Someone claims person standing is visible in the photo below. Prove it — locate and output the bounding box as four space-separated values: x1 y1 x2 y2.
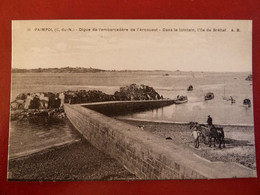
191 123 201 148
30 95 41 109
39 93 49 109
207 115 213 127
59 92 65 108
24 93 33 109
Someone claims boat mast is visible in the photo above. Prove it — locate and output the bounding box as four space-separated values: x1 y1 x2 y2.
223 79 226 100
224 81 225 97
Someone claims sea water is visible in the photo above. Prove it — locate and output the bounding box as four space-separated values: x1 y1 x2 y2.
9 71 254 159
118 72 254 125
11 71 254 125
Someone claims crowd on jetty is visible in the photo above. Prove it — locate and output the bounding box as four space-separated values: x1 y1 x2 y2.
10 84 163 122
11 92 66 122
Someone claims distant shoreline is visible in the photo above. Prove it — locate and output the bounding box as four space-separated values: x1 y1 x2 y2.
11 68 165 73
12 67 105 73
11 67 251 74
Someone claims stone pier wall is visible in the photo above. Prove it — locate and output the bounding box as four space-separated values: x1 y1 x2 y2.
81 99 175 115
64 102 256 180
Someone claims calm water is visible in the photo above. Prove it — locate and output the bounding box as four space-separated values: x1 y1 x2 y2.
118 72 254 125
11 71 254 125
9 119 81 158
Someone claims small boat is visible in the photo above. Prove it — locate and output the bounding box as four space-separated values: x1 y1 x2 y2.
222 84 236 103
174 95 188 104
245 74 252 81
243 98 251 107
205 92 214 101
187 85 193 91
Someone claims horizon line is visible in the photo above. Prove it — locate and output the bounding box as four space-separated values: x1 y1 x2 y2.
11 66 252 73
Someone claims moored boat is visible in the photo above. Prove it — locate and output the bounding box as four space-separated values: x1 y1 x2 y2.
243 98 251 107
187 85 193 91
174 95 188 104
205 92 214 101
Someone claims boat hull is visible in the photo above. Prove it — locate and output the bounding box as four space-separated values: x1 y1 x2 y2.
204 93 214 101
174 100 188 104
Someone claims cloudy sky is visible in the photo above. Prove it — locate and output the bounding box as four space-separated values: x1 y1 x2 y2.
12 20 252 72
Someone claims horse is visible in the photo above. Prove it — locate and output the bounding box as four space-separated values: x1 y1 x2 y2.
189 122 225 149
208 126 225 149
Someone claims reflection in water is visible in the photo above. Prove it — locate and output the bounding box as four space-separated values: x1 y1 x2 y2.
116 72 254 125
119 99 254 125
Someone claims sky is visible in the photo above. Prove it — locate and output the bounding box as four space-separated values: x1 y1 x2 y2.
12 20 252 72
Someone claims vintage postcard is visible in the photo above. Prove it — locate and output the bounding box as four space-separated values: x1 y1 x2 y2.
8 20 256 181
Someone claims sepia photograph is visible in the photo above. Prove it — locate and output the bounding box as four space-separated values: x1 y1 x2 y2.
8 20 256 181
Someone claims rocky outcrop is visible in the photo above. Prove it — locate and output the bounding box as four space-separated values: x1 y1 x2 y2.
64 90 114 104
114 84 163 101
10 84 163 121
65 84 163 103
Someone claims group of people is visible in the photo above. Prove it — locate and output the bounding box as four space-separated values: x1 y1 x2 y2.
12 92 65 110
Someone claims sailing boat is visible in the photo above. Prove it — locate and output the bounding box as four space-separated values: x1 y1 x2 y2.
223 80 236 103
223 82 229 100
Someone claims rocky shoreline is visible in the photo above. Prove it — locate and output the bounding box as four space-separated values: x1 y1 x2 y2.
10 83 163 122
